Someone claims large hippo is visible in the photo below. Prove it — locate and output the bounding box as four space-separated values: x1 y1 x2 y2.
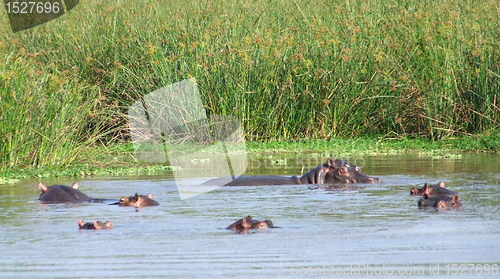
410 181 457 197
38 182 90 203
206 158 380 186
78 219 113 230
418 194 462 210
38 182 117 204
226 216 278 230
111 193 159 207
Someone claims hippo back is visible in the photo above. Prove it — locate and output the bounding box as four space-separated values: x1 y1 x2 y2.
38 183 90 203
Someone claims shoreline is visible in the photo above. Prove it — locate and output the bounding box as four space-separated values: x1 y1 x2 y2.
2 136 498 183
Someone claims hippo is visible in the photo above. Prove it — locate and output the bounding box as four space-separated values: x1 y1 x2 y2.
78 219 113 230
205 158 380 186
418 194 462 210
38 182 90 203
111 193 159 207
410 181 458 197
226 216 278 230
38 182 117 204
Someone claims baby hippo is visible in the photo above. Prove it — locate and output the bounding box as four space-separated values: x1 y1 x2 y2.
226 216 277 231
78 219 113 230
418 194 462 210
112 193 159 207
410 181 458 197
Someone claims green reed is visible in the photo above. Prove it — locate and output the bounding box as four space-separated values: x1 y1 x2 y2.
1 0 499 169
0 41 114 168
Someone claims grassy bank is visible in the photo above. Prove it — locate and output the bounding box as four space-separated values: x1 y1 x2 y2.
1 0 500 172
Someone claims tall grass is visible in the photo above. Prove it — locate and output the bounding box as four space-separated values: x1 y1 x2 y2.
0 41 115 168
1 0 500 168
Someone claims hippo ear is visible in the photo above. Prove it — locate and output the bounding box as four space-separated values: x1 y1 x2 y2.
422 183 429 193
423 193 429 199
38 182 48 193
93 219 99 228
246 215 252 219
71 182 79 189
438 181 445 188
133 193 140 200
241 217 248 228
327 158 334 167
452 194 459 202
147 193 153 199
265 220 274 227
77 219 84 228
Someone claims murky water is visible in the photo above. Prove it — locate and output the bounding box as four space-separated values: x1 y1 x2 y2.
1 153 500 278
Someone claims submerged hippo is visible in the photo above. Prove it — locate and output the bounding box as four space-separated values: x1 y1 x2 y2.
38 182 90 203
226 216 278 230
410 181 457 197
111 193 159 207
418 194 462 210
206 158 380 186
78 219 113 230
38 182 116 204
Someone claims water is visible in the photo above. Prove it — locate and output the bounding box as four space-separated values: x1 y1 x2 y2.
1 153 500 278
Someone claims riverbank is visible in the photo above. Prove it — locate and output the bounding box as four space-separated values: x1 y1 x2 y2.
1 0 499 176
2 135 498 184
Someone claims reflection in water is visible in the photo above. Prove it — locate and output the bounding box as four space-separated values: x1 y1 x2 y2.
0 153 499 278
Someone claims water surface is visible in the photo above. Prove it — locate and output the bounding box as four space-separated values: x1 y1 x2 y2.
1 154 499 278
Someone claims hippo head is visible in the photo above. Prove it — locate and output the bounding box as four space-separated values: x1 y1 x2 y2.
410 181 454 197
113 193 158 207
38 182 90 203
77 219 113 230
323 159 380 184
422 181 446 195
226 216 277 230
39 181 79 193
96 220 114 229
